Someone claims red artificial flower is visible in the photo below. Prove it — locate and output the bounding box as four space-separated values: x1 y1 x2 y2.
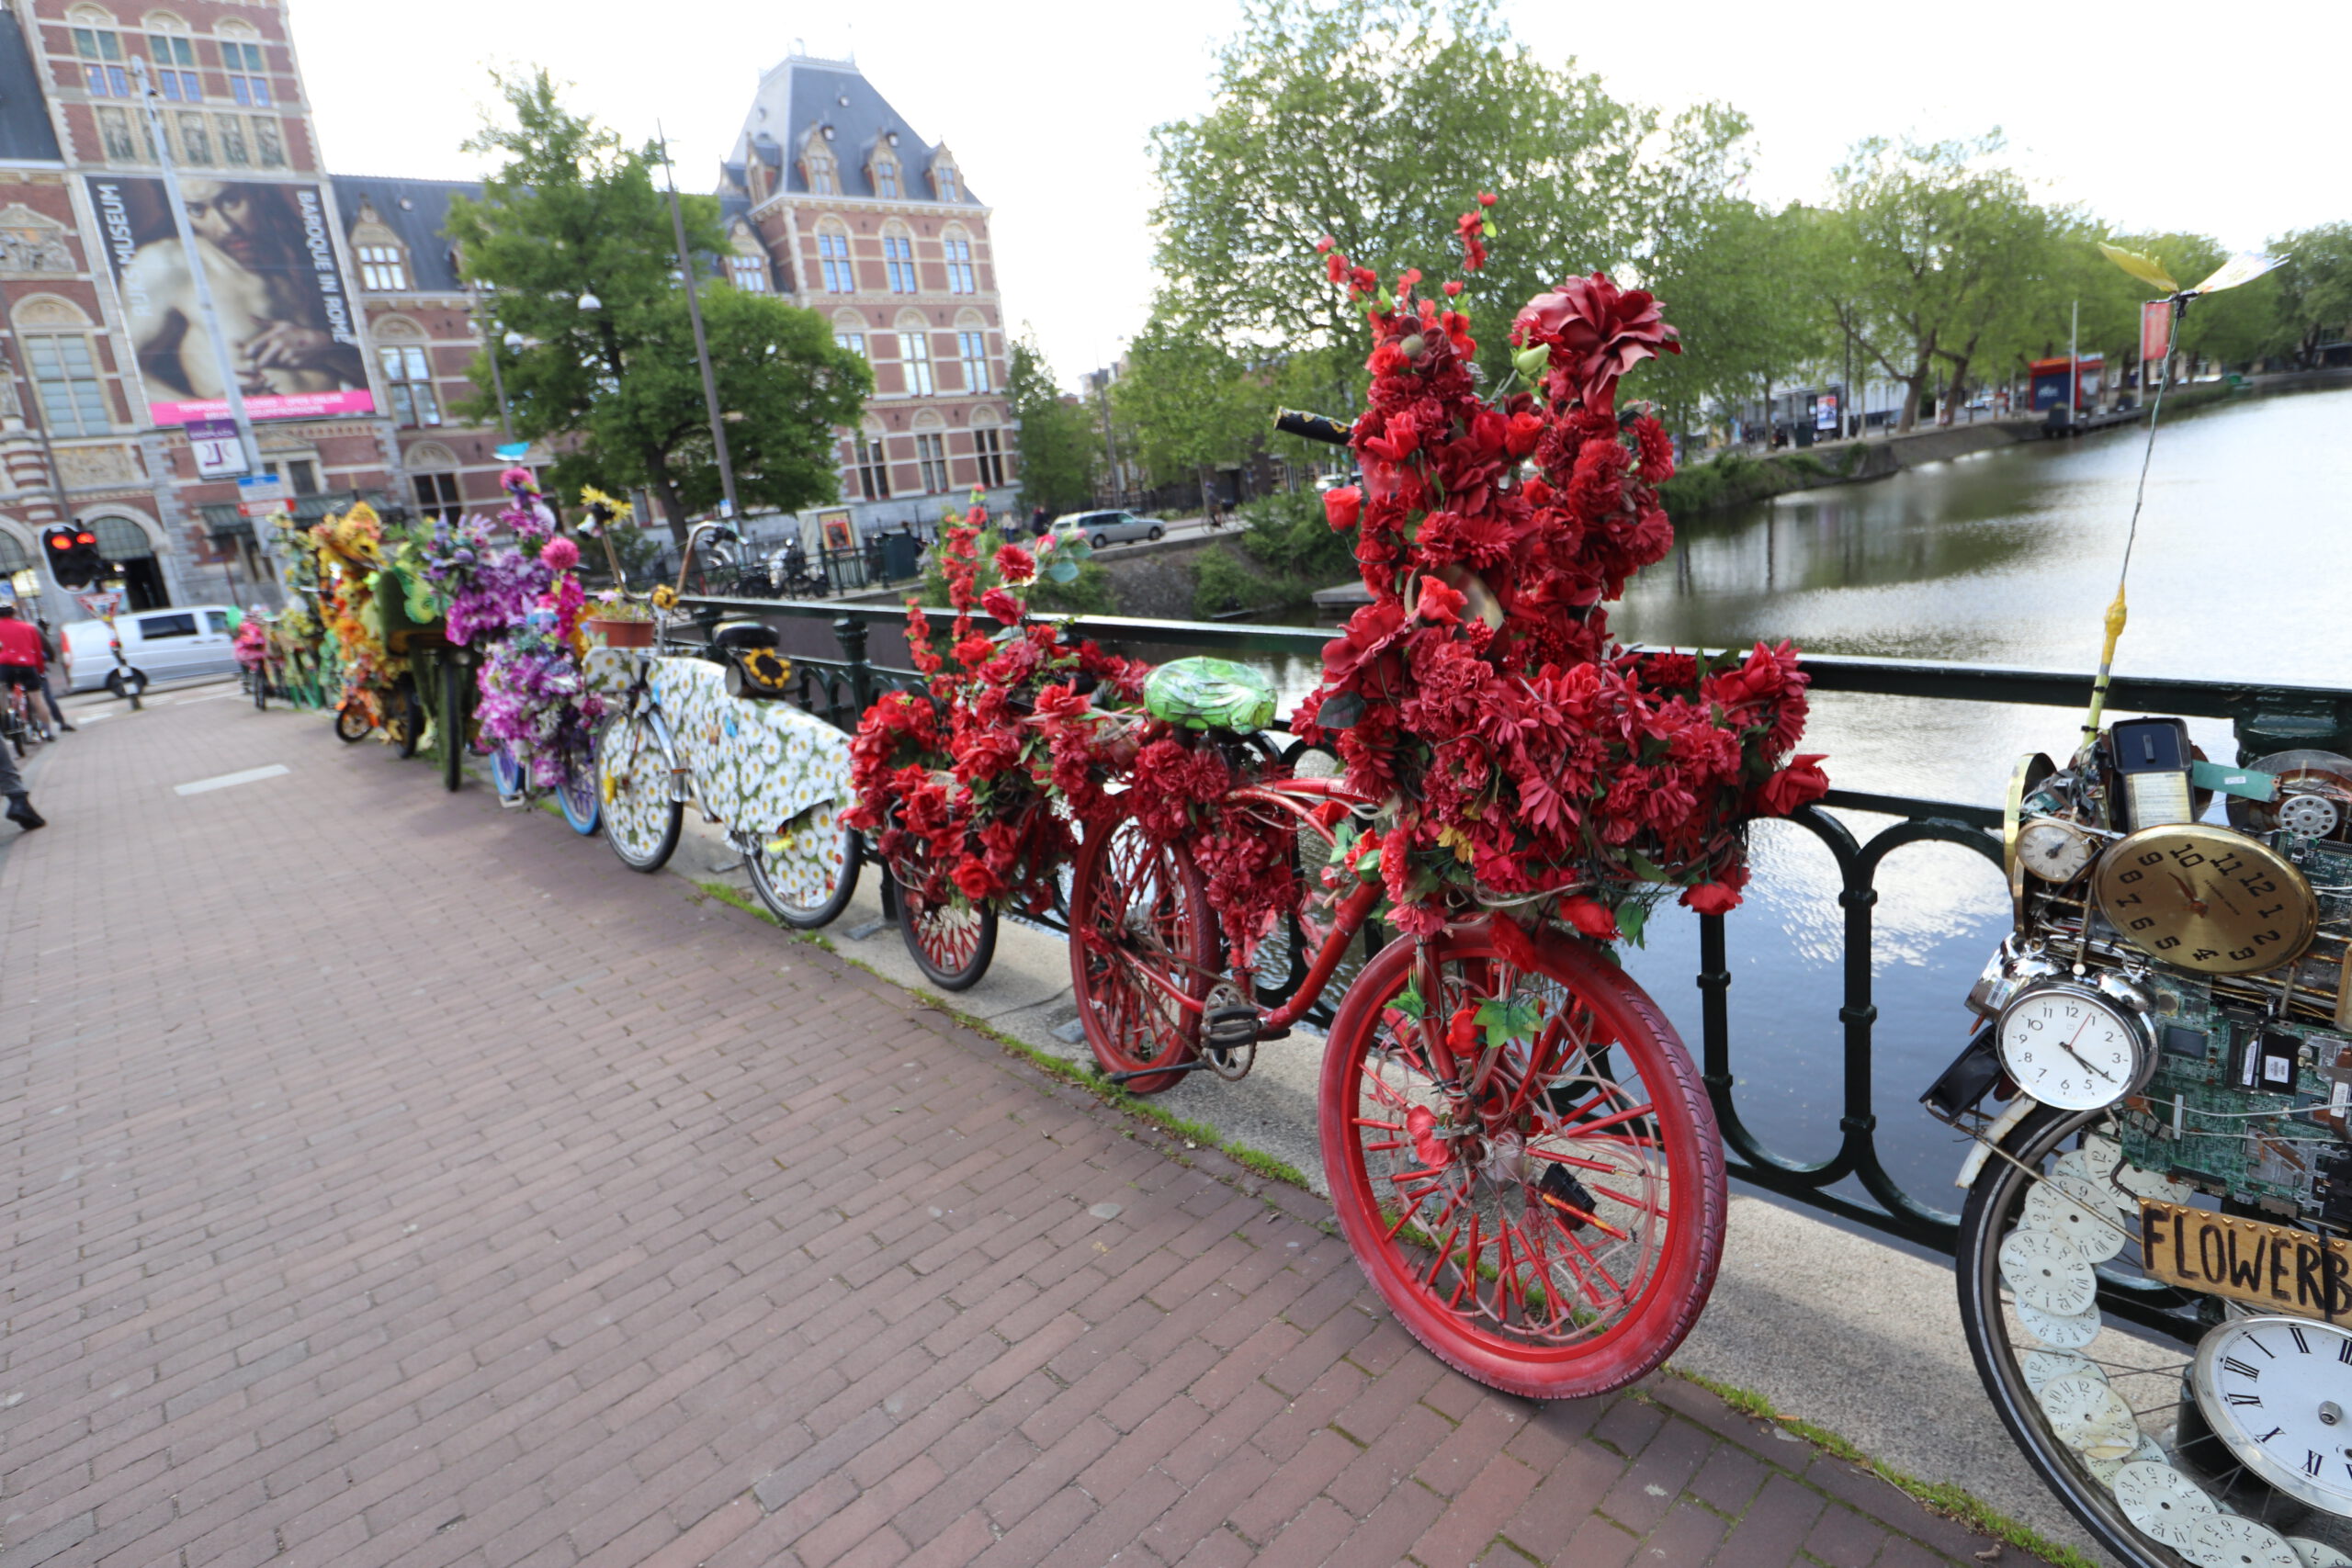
981 587 1023 626
1679 881 1743 917
1442 279 1464 298
1315 234 1338 254
1560 896 1621 942
1476 191 1497 208
1323 486 1362 531
1758 754 1830 816
996 544 1037 585
953 860 1000 903
1511 273 1681 410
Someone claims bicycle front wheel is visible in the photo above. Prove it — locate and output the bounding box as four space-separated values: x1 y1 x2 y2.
490 743 524 802
1068 812 1214 1095
334 701 371 743
1319 920 1725 1399
556 748 601 836
598 716 682 872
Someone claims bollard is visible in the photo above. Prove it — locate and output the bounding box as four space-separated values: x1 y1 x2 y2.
832 615 871 728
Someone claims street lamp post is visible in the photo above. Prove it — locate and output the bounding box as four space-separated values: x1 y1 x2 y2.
469 287 515 442
656 125 739 525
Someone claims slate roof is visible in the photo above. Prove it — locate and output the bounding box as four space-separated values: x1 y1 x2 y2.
329 175 483 293
0 11 61 164
725 55 978 206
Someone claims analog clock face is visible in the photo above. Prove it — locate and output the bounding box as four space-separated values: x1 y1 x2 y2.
2022 1348 2104 1392
2193 1316 2352 1515
2085 1430 2166 1487
2025 1174 2129 1262
2018 819 2098 882
2093 824 2318 976
2114 1460 2218 1551
1999 987 2146 1111
2187 1513 2302 1568
2001 1228 2098 1316
2020 1299 2103 1349
2037 1372 2140 1460
2287 1538 2352 1567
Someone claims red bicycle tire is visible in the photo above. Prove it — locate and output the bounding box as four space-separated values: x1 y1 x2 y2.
1317 920 1725 1399
1068 811 1215 1095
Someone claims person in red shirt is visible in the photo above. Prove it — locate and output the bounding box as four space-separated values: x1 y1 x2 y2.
0 602 49 829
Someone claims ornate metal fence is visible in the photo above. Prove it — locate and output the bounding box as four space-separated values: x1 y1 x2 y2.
677 593 2352 1263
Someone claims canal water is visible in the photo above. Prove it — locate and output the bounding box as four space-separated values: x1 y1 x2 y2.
1230 385 2352 1216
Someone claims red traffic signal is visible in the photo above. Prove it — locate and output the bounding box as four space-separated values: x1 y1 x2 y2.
42 525 103 589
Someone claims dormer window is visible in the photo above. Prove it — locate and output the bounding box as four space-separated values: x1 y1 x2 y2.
872 154 899 199
800 126 838 195
930 148 962 202
937 166 957 201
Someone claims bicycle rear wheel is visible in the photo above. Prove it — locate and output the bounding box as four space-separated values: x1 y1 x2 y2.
1067 811 1214 1095
745 804 861 929
490 743 524 802
556 748 601 836
1319 919 1724 1399
334 701 371 743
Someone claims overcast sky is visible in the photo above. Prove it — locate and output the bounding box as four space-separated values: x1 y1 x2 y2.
295 0 2350 390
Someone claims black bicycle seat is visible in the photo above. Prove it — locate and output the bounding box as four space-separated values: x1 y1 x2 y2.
710 621 780 653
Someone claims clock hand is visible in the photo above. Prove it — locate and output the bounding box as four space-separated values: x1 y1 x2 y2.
2058 1039 2119 1082
2165 868 2209 916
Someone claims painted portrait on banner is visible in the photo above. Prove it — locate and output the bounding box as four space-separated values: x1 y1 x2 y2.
85 176 371 424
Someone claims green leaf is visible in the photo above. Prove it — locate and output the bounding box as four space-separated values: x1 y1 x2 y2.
1616 900 1649 948
1475 995 1542 1048
1047 559 1078 582
1512 344 1551 380
1392 978 1424 1020
1622 849 1668 884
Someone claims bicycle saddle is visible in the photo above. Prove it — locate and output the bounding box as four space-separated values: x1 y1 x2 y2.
710 621 781 653
1144 657 1277 735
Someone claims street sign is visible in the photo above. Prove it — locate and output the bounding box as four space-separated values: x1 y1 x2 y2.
237 473 287 504
75 588 124 621
187 419 249 479
2141 299 2173 367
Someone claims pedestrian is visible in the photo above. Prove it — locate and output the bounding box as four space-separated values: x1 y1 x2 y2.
0 602 50 829
1029 504 1049 538
32 617 73 731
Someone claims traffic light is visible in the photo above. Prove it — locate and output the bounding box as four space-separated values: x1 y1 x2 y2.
42 525 101 589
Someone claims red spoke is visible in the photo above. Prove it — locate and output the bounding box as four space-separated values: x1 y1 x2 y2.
1448 1212 1484 1308
1557 1101 1656 1140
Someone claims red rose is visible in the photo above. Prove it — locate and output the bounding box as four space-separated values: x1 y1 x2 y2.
981 587 1023 626
952 860 998 904
1560 896 1621 942
1758 754 1830 817
1322 486 1363 532
1679 882 1743 917
996 544 1036 585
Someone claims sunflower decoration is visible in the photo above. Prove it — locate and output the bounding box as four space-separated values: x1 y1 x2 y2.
650 584 678 612
741 647 793 692
576 486 628 534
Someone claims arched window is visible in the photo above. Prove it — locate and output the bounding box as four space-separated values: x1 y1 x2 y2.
911 411 948 493
728 226 770 293
68 6 130 97
408 442 461 521
373 318 437 428
942 224 976 295
351 209 409 290
929 144 962 203
870 151 899 199
831 307 865 358
90 515 155 559
955 309 990 393
16 296 110 435
969 407 1005 488
215 19 270 106
854 420 890 501
800 126 838 195
880 223 916 295
145 12 199 101
815 219 854 293
895 311 933 397
0 528 31 577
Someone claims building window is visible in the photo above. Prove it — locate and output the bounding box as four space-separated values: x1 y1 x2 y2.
873 158 899 198
974 427 1004 487
915 433 947 493
937 166 958 202
817 231 853 293
214 113 246 166
944 239 975 294
25 333 108 435
266 457 319 497
379 345 439 428
95 107 140 161
357 244 406 291
413 472 460 522
151 33 199 100
222 39 271 106
855 434 890 501
898 331 933 396
958 332 989 392
74 27 129 96
808 159 835 195
729 254 768 292
883 235 916 294
252 117 284 167
833 331 865 357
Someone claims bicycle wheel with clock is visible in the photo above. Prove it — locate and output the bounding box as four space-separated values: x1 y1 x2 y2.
1956 1101 2352 1567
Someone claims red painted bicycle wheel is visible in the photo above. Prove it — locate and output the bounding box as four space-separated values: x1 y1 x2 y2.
1068 811 1215 1095
1318 920 1724 1399
893 851 997 992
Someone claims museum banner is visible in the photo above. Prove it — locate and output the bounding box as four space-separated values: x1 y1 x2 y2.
86 175 372 425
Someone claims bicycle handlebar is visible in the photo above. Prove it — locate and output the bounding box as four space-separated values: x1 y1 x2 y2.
1272 408 1351 446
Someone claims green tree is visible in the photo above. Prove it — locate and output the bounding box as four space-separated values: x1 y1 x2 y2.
2269 224 2352 369
1148 0 1748 393
1007 334 1097 516
447 69 868 536
1644 200 1831 436
1109 312 1272 507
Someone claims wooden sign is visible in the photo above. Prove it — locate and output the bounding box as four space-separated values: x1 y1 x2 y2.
2141 1200 2352 1321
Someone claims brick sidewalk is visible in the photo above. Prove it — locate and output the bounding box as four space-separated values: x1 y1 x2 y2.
0 694 2048 1568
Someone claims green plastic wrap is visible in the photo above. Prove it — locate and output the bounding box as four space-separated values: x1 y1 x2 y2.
1144 657 1277 734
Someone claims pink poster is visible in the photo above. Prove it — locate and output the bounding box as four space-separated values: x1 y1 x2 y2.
87 175 374 425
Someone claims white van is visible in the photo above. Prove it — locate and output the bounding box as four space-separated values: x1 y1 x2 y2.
60 604 241 694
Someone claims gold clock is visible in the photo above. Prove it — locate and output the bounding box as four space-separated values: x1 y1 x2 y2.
2091 823 2318 976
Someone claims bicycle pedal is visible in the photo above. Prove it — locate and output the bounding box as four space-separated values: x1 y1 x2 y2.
1203 1005 1259 1050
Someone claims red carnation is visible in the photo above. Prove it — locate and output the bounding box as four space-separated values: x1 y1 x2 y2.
996 544 1037 584
981 587 1023 626
1511 272 1680 409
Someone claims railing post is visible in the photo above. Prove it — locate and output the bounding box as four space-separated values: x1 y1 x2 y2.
834 615 872 727
1697 913 1733 1103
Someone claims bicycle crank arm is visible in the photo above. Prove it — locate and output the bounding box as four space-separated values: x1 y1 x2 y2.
1104 1059 1226 1087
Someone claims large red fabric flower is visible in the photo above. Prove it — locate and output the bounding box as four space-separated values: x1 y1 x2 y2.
1512 273 1681 410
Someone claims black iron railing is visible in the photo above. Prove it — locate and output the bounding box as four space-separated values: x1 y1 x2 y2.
675 593 2352 1273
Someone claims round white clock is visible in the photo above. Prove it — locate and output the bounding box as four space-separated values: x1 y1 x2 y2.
1999 984 2152 1111
2002 1228 2099 1317
2185 1513 2301 1568
2192 1315 2352 1516
2037 1372 2139 1460
2114 1460 2219 1551
2020 1298 2103 1349
2025 1173 2131 1262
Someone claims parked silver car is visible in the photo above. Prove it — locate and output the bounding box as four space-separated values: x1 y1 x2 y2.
1054 509 1164 547
60 604 240 694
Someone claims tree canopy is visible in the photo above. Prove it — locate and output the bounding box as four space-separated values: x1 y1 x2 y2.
447 70 868 534
1006 334 1097 517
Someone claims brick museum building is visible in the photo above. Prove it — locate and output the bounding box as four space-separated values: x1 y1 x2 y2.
0 3 1014 616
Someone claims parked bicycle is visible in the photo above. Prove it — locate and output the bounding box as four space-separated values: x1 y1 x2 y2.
590 524 860 929
2 669 52 756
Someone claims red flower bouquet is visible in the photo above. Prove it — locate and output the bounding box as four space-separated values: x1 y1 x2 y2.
1300 208 1827 936
845 502 1148 917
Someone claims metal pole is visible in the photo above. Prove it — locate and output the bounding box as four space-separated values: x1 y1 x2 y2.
131 58 278 594
656 125 739 524
2068 299 2080 425
471 287 514 441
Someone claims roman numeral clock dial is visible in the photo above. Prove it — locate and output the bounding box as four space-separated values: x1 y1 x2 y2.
2092 824 2317 976
2192 1316 2352 1515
